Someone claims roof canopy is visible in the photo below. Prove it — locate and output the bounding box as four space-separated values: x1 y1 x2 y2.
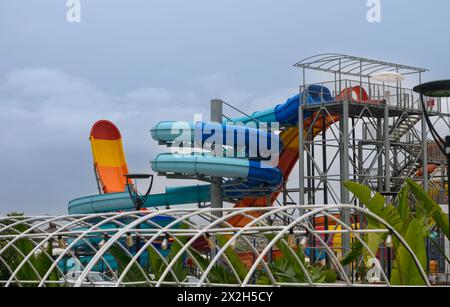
294 53 428 78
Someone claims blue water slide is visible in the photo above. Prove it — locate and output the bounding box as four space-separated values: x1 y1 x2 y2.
230 85 333 126
68 185 211 214
69 85 334 215
145 85 333 200
151 121 282 156
151 153 282 187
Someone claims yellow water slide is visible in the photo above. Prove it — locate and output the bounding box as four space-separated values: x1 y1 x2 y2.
90 120 131 193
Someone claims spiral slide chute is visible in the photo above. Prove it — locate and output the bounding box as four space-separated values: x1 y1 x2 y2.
69 85 337 216
151 153 283 188
68 185 211 214
151 121 282 156
230 84 333 125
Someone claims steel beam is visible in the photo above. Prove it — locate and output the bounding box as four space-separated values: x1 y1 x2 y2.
210 99 223 218
340 99 351 272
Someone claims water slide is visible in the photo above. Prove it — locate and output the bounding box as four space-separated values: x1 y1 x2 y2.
69 85 338 219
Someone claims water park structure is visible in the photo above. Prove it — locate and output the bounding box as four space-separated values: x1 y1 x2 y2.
1 54 450 287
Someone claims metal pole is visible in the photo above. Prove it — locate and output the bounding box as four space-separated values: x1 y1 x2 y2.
282 182 288 226
210 99 223 219
308 139 316 264
299 98 305 210
377 118 383 193
210 99 223 260
322 112 329 266
307 142 312 205
387 243 392 280
422 105 429 193
446 136 450 240
135 198 142 266
340 99 351 273
384 104 391 205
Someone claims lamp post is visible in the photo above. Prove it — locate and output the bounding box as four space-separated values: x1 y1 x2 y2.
124 174 154 264
413 80 450 239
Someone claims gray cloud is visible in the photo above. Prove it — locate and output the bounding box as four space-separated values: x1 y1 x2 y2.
0 68 298 215
2 1 450 216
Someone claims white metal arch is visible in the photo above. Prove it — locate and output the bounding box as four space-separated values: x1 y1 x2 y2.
0 205 431 287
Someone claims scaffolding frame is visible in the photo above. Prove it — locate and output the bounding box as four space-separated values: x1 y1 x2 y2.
294 54 450 272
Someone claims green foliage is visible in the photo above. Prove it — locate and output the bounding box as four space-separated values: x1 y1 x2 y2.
390 219 428 285
187 234 248 284
216 235 248 281
343 180 450 285
344 181 403 233
109 245 147 286
258 235 337 285
405 179 449 240
0 220 60 287
188 246 242 284
110 223 190 286
341 240 363 266
111 230 338 286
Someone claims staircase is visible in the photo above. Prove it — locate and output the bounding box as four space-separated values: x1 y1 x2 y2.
390 113 422 142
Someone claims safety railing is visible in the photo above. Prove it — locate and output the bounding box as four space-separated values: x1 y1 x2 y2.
300 79 442 113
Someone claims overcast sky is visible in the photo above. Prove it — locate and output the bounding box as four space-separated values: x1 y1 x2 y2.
1 0 450 215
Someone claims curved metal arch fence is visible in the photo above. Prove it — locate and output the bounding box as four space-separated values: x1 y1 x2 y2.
0 205 430 287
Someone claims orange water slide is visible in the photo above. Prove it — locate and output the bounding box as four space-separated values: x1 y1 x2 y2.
416 164 438 177
90 120 131 193
228 112 340 227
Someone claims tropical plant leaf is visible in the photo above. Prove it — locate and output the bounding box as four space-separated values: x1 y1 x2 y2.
390 219 428 285
32 243 60 287
341 240 363 266
344 181 403 233
271 235 306 281
167 223 189 282
324 269 338 283
146 244 164 279
109 245 148 286
397 184 412 232
406 179 449 240
188 247 240 284
216 235 248 281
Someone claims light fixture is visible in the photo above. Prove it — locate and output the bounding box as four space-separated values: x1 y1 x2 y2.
385 234 393 248
98 239 105 248
45 222 57 234
205 233 214 249
414 80 450 98
230 235 237 248
99 234 108 248
126 232 134 248
288 228 297 248
414 80 450 239
300 236 308 248
161 234 169 250
57 236 66 249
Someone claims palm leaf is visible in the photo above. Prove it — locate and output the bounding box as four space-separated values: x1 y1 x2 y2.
406 179 449 240
390 219 428 285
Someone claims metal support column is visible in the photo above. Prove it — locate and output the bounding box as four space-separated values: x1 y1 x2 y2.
377 118 383 192
322 112 329 266
210 99 223 218
340 99 351 270
422 110 429 193
299 103 305 209
384 104 391 204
